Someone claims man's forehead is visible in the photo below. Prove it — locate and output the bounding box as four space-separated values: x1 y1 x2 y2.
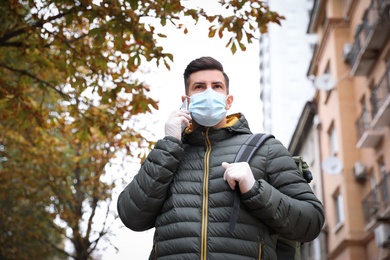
190 70 225 82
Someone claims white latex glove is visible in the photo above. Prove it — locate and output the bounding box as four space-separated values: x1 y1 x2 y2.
164 109 191 140
222 162 255 193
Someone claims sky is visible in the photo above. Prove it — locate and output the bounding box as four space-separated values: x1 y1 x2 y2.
99 3 264 259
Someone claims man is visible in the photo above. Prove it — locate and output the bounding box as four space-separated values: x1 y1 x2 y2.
117 56 325 259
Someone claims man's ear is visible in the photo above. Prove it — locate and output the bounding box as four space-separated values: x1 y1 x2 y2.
225 95 234 110
181 95 189 110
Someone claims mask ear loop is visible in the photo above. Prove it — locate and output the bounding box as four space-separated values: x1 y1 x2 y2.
180 97 191 133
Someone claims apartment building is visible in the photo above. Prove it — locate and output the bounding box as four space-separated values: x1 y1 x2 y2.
301 0 390 259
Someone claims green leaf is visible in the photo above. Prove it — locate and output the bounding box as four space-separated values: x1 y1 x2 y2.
161 16 166 26
129 0 139 10
89 27 102 37
231 41 237 54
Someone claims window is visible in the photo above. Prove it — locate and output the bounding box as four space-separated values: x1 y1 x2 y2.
370 173 377 190
379 159 389 204
361 96 370 126
370 171 379 214
334 192 345 229
328 123 339 156
309 135 315 165
380 159 387 177
323 62 333 103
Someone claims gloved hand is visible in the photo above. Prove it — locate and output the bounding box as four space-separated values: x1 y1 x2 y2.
222 162 255 193
164 109 191 140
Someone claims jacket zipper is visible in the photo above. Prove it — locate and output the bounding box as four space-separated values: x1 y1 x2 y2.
258 242 263 260
200 128 211 260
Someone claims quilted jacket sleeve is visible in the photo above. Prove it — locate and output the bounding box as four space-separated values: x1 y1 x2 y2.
241 138 325 242
117 136 184 231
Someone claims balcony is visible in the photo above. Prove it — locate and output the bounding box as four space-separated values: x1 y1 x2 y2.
349 0 390 76
363 172 390 223
371 66 390 128
356 110 383 148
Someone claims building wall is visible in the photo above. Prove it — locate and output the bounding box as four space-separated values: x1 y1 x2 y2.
263 0 390 259
306 0 390 259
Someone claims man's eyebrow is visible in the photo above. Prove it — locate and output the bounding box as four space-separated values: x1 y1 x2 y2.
192 81 206 85
212 81 225 85
191 80 225 86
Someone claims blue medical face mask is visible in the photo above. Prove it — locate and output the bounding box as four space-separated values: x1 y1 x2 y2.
188 88 228 127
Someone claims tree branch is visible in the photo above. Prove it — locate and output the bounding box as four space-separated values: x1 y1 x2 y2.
0 62 68 99
47 238 74 259
89 199 112 254
0 7 76 46
0 41 25 48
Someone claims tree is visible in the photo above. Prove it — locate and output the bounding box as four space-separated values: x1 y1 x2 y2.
0 0 283 259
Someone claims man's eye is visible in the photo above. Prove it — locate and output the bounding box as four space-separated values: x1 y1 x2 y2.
214 85 223 88
194 85 203 89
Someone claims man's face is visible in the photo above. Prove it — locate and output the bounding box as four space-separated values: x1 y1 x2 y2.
182 69 233 116
187 70 228 97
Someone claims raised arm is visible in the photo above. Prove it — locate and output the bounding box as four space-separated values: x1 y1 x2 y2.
117 136 184 231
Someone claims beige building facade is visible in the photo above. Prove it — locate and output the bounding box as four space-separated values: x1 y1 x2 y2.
290 0 390 259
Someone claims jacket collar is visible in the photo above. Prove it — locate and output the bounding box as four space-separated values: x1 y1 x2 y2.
182 113 252 146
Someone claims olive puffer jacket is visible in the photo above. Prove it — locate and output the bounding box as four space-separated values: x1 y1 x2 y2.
117 113 325 260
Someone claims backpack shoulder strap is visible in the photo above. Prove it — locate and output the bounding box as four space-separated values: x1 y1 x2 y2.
229 133 275 233
234 133 274 162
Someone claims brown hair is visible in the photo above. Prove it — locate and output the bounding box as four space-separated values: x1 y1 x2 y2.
183 56 229 94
